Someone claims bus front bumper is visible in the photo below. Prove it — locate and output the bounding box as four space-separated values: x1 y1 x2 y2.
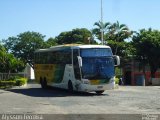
78 81 115 92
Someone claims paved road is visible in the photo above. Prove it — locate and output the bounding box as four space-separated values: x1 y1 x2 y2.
0 84 160 119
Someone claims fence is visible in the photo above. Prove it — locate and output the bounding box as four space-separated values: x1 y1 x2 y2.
0 73 27 80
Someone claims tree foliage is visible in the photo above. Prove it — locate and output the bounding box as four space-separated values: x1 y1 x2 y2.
56 28 94 44
3 31 46 68
107 21 132 42
0 44 7 71
0 44 24 73
92 21 111 40
45 37 57 47
106 21 133 55
132 28 160 78
92 21 132 56
107 40 126 56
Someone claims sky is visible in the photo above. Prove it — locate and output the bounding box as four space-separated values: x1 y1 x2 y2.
0 0 160 40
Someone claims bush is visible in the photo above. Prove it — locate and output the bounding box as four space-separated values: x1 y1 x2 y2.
0 80 16 88
0 77 27 89
115 77 119 84
15 78 27 86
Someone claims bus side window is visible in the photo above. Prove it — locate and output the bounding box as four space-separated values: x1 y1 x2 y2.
34 53 38 64
42 52 47 64
63 49 72 64
73 49 81 79
47 52 52 64
35 53 40 64
40 50 72 64
39 53 43 64
56 50 72 64
52 51 57 64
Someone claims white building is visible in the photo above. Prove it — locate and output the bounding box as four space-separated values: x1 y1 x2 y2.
23 64 35 80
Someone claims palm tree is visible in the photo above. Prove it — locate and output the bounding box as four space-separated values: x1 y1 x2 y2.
108 21 131 42
92 21 111 42
108 21 132 55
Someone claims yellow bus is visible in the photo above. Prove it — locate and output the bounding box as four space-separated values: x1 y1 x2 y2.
34 44 120 94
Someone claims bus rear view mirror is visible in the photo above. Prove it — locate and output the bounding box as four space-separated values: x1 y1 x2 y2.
77 56 82 67
113 55 120 66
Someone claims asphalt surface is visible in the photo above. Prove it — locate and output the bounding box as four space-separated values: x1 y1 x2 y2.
0 83 160 119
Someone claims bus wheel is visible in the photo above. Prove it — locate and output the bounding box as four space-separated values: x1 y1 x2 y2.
96 90 104 94
68 81 73 93
41 79 47 89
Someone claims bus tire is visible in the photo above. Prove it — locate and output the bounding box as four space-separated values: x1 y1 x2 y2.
96 90 104 94
41 78 47 89
68 81 73 93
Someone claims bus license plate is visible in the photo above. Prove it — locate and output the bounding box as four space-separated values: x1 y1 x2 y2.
97 86 103 89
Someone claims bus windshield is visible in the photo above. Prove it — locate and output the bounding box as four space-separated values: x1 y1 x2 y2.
80 48 114 80
80 48 112 57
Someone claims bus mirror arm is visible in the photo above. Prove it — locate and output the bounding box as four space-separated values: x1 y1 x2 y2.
113 55 120 66
77 56 82 67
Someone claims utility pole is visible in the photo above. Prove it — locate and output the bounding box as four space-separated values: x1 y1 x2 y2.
101 0 104 45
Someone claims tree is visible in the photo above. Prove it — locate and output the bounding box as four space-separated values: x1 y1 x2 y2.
92 21 111 40
107 40 127 56
0 44 24 73
107 21 131 42
106 21 133 55
4 53 25 73
3 31 46 68
0 44 7 72
92 21 132 56
132 28 160 78
56 28 93 44
45 37 57 47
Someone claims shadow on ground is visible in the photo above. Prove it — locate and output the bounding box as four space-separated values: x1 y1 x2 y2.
6 84 108 97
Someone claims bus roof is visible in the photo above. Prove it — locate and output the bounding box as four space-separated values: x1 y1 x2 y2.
35 44 111 53
73 45 111 49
